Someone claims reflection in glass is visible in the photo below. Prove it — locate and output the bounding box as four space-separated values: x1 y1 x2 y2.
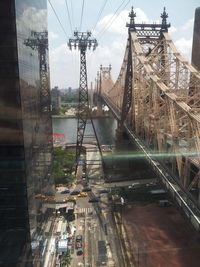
0 1 55 266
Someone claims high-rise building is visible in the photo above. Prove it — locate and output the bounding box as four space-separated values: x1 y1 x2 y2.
0 1 55 266
191 7 200 71
51 86 61 115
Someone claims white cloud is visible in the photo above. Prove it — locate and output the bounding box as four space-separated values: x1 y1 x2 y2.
169 26 177 34
50 0 64 5
95 8 158 37
49 31 59 40
181 18 194 31
49 44 80 88
95 11 128 35
134 8 151 23
17 7 47 34
49 36 127 89
175 38 192 60
48 8 194 89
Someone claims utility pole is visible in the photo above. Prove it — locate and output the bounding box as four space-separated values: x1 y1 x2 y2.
68 31 102 173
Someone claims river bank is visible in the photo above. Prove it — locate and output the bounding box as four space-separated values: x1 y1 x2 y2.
52 114 112 119
52 115 76 118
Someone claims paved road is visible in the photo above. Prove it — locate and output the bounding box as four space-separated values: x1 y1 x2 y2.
51 145 125 267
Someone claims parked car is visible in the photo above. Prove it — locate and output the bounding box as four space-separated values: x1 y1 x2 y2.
60 189 70 194
71 190 80 195
66 197 77 201
77 247 83 255
78 193 88 197
158 200 172 207
75 235 83 250
82 188 92 192
76 235 82 242
99 189 109 194
89 198 99 203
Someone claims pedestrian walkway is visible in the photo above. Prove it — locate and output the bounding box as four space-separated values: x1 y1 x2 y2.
77 207 93 215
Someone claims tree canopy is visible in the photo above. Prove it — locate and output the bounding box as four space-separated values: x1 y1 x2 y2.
53 147 75 185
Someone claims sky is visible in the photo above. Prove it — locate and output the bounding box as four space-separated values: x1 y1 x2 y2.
47 0 198 89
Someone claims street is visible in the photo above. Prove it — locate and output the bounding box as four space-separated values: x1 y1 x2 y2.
68 144 124 267
43 144 125 267
69 179 124 267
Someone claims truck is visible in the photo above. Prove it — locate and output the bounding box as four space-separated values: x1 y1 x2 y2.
98 240 107 266
66 202 75 221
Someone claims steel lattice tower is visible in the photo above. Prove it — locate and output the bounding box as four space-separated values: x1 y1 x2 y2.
24 31 53 186
24 31 52 138
68 31 101 172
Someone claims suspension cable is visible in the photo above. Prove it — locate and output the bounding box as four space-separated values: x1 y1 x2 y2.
48 0 69 39
64 0 73 35
79 0 85 31
70 0 75 30
96 0 130 39
93 0 109 31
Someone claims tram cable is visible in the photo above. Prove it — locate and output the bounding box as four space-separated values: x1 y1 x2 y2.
79 0 85 31
93 0 109 31
70 0 75 30
48 0 69 40
64 0 73 35
96 0 130 40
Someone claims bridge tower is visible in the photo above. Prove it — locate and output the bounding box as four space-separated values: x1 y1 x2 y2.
68 31 101 172
121 7 170 130
97 64 112 116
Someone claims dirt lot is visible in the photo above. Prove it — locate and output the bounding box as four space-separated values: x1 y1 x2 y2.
122 202 200 267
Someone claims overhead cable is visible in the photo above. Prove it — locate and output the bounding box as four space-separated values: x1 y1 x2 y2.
79 0 85 31
70 0 75 30
93 0 109 31
64 0 73 35
96 0 130 39
48 0 69 39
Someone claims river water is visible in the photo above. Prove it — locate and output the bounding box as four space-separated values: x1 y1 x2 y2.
52 117 155 181
52 117 117 145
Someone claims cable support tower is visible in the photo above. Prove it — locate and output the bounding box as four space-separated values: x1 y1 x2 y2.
24 31 51 117
24 31 53 184
68 31 103 174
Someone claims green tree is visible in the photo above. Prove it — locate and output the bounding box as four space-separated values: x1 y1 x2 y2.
61 93 79 103
60 251 72 267
53 147 76 185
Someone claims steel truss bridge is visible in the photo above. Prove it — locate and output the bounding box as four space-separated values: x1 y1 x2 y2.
95 8 200 231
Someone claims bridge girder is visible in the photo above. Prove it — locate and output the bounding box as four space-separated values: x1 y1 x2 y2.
98 8 200 206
